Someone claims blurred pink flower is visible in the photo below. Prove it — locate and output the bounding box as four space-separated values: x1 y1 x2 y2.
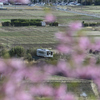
94 79 100 91
15 90 32 100
57 60 71 76
8 59 25 70
5 81 16 97
45 13 56 23
57 44 72 54
8 0 30 4
69 22 82 31
17 0 30 4
71 66 100 80
0 0 8 3
44 64 57 75
30 85 53 96
55 32 73 43
26 67 47 83
0 59 7 73
55 85 75 100
79 37 91 50
55 85 67 97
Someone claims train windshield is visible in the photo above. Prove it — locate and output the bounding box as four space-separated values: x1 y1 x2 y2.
47 51 53 55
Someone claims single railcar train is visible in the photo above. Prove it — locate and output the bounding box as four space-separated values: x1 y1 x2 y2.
37 49 53 57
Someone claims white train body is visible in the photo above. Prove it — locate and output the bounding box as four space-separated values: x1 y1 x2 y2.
0 2 3 7
37 49 53 57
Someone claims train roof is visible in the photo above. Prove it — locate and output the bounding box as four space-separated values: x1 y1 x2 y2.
37 49 51 51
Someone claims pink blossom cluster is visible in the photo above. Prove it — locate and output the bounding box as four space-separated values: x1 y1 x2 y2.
55 21 100 92
0 0 30 4
45 13 56 23
0 59 74 100
0 21 100 100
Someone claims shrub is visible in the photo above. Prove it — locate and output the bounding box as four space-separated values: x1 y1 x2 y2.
2 22 11 26
21 22 30 26
1 49 10 58
25 53 33 61
83 23 89 27
26 48 37 57
9 46 25 57
13 21 21 26
49 22 58 26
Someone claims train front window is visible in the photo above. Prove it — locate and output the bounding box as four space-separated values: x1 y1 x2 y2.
47 51 49 55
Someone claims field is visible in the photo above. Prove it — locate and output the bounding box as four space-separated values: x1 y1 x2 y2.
0 5 100 49
0 5 100 100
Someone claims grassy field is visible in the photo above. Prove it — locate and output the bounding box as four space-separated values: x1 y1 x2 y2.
0 5 100 49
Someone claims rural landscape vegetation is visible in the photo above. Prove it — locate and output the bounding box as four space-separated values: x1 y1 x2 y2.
0 0 100 100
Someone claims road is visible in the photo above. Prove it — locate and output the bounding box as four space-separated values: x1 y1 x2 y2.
56 7 100 18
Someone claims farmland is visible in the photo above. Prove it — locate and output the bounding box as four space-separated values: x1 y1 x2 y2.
0 5 100 100
0 5 100 49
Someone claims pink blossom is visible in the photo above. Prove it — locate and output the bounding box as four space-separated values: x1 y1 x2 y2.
16 0 30 4
55 85 67 97
8 59 25 70
57 44 72 54
0 0 8 3
15 90 32 100
8 0 30 4
78 37 91 50
45 13 56 23
69 21 82 31
44 64 57 75
55 32 73 43
63 93 75 100
0 59 7 73
55 85 75 100
26 67 47 82
56 60 71 76
5 81 16 97
72 53 86 66
94 79 100 91
71 66 100 80
30 85 54 96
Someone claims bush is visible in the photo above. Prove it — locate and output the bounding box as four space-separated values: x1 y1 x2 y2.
9 46 25 57
25 53 33 61
49 22 58 26
10 19 42 26
83 23 89 27
21 22 30 26
13 21 21 26
26 48 37 57
2 22 11 26
1 49 10 59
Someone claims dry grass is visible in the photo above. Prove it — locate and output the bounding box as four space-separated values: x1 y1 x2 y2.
0 5 100 49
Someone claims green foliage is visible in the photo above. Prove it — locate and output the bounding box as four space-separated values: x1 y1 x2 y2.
45 54 60 65
96 57 100 64
9 46 25 57
49 22 59 26
50 82 61 88
25 53 33 61
1 49 10 59
2 19 43 27
83 23 89 27
11 19 42 26
26 48 37 57
82 21 100 27
95 0 100 5
2 22 11 26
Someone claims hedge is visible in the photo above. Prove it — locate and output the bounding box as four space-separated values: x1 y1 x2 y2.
49 22 59 26
9 46 25 57
82 21 100 27
2 19 43 27
2 19 59 27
